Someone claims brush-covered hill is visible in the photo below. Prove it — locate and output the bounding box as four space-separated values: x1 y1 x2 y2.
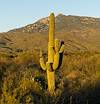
1 14 100 53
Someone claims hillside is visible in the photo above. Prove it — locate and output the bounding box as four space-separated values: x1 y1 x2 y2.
0 14 100 104
1 14 100 53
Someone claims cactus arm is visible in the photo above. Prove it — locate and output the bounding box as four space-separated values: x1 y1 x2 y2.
52 39 60 70
39 50 46 71
53 52 59 70
55 39 60 52
59 44 65 53
48 45 54 63
40 58 46 71
59 41 64 53
57 44 65 69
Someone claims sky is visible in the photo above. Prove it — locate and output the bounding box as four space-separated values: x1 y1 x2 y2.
0 0 100 32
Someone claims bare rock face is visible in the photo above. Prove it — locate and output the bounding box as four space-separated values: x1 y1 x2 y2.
38 17 49 25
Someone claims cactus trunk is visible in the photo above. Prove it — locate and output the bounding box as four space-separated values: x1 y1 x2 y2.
49 13 55 46
48 13 55 63
47 70 55 93
47 13 55 93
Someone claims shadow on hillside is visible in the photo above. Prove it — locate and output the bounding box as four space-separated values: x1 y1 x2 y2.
56 80 71 104
56 80 100 104
72 83 100 104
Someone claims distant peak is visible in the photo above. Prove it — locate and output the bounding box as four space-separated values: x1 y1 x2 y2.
38 17 49 25
56 13 65 17
57 13 63 16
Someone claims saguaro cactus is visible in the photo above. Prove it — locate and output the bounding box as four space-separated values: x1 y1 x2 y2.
40 13 64 94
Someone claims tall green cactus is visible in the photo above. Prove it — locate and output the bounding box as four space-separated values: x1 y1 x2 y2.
40 13 64 94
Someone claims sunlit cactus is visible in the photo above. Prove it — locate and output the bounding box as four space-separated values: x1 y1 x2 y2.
40 13 64 94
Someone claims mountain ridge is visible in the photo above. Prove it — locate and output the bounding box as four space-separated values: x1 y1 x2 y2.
1 14 100 53
7 14 100 33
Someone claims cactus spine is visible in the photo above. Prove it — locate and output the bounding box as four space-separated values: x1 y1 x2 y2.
40 13 64 94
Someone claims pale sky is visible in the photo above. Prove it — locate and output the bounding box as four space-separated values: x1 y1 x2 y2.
0 0 100 32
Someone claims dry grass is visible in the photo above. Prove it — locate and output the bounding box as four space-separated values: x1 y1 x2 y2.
0 51 100 104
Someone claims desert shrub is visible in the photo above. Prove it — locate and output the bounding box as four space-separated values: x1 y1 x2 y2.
14 50 40 67
0 51 100 104
0 66 47 104
53 52 100 104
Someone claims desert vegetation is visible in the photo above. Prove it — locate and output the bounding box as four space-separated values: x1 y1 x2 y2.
0 50 100 104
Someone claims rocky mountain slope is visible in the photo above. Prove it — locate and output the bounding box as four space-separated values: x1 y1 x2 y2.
1 14 100 53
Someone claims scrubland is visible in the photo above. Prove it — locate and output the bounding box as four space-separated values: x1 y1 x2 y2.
0 50 100 104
